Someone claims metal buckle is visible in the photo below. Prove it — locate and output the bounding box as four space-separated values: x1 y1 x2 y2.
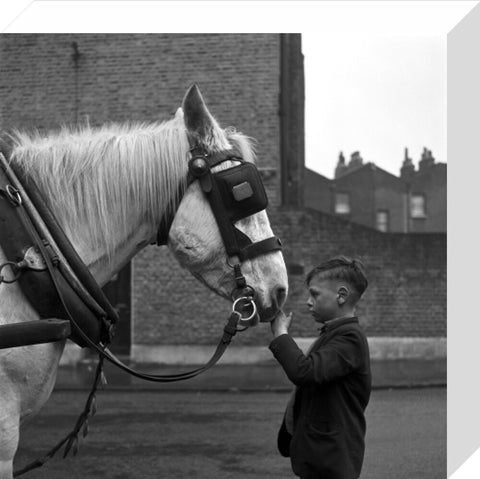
23 246 47 271
5 185 22 206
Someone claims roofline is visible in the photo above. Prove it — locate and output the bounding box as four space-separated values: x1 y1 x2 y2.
304 166 331 181
305 161 447 183
334 162 401 182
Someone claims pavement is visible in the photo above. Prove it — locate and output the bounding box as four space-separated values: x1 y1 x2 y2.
15 387 446 479
55 357 446 391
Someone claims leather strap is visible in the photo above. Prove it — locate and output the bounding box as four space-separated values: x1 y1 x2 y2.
13 192 108 344
0 158 107 345
16 172 119 325
238 236 283 262
156 147 242 245
0 153 116 342
100 312 240 382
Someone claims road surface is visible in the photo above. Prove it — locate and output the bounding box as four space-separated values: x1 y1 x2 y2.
14 387 446 478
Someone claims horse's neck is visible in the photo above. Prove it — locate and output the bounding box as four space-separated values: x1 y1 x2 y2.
13 121 187 285
36 176 159 286
71 221 154 286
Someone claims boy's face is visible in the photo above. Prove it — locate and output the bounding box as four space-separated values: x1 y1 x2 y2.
306 275 343 323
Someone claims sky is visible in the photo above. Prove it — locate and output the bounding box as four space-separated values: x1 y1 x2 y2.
298 1 478 179
303 34 446 178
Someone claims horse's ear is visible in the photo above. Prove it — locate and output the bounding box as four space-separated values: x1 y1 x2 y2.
182 85 218 141
174 107 184 120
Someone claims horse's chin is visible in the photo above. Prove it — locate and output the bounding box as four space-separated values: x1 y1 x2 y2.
256 304 280 323
190 271 282 323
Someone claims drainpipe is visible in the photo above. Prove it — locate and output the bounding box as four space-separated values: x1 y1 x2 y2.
279 34 305 207
71 41 81 124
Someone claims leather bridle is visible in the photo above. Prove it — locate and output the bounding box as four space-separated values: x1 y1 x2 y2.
156 141 282 309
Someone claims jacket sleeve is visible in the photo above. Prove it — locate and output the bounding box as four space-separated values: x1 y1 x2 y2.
269 334 315 385
269 331 366 386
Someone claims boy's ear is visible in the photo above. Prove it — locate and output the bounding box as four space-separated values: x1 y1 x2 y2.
337 286 349 305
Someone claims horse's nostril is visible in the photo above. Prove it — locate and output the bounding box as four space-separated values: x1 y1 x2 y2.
272 285 287 309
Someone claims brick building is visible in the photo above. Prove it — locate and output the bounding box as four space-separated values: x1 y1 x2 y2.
401 148 447 233
0 34 446 363
305 148 447 233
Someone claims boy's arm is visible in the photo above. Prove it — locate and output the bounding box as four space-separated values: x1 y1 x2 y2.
310 331 367 383
269 330 366 386
269 334 316 384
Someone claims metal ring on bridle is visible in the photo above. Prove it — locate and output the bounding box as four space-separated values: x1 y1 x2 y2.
5 185 22 206
232 296 258 322
0 261 22 284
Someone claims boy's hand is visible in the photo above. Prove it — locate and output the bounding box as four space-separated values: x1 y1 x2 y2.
271 311 293 338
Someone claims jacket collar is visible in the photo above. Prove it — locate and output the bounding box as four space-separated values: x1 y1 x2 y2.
318 316 358 335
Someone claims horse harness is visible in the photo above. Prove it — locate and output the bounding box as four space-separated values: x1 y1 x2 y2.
0 138 282 366
157 141 283 299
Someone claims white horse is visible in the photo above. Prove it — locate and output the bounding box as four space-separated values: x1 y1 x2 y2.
0 85 288 478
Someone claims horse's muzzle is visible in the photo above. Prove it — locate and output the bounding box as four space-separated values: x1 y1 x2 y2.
257 285 287 323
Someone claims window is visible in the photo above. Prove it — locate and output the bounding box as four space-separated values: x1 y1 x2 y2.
411 195 426 218
335 193 350 214
376 210 389 232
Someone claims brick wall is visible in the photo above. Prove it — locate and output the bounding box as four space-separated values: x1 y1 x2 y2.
0 33 282 205
271 208 446 340
132 205 446 346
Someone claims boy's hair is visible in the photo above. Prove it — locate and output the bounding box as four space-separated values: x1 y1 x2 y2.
306 256 368 297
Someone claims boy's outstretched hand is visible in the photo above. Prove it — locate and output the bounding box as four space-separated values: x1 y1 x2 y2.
271 310 293 338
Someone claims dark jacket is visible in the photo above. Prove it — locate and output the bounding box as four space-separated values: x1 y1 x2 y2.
269 317 371 479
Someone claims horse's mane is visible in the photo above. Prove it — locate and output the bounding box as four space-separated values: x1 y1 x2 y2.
8 115 256 259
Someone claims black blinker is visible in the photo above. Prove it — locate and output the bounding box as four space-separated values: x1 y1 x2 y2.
156 145 282 262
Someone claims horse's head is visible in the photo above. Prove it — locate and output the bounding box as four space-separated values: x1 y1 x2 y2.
167 85 288 323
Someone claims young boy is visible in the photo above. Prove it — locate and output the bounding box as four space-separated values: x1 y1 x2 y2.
269 256 371 479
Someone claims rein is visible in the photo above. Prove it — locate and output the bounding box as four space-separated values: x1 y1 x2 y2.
0 151 254 381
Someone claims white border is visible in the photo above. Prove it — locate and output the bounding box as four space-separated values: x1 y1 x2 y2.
1 1 477 476
0 1 477 34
